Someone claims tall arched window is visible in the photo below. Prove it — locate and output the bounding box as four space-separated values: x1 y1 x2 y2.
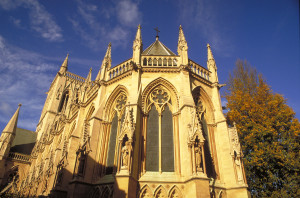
145 87 174 172
58 91 69 113
106 94 127 174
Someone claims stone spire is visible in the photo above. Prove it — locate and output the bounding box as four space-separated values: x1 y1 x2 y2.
96 43 111 82
207 43 215 61
132 25 142 65
0 104 21 158
177 25 188 65
84 68 92 88
59 54 69 74
207 43 218 83
86 68 92 83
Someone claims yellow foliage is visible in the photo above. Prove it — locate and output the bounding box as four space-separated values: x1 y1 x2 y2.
224 60 300 197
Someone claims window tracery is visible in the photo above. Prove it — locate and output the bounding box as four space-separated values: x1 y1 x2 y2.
145 86 174 173
106 93 127 174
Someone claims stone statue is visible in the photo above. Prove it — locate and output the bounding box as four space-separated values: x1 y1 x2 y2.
195 146 203 172
122 141 130 167
234 155 243 181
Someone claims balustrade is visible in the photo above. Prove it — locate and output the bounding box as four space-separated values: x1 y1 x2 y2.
66 72 85 83
142 56 178 67
8 152 31 162
108 59 132 80
188 60 210 81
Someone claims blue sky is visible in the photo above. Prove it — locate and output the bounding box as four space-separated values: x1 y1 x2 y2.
0 0 299 132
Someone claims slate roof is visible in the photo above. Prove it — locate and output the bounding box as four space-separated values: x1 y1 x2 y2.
142 37 176 56
10 128 36 155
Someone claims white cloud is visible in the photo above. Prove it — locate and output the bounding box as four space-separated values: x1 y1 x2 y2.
69 0 141 50
0 35 58 131
0 0 63 42
176 0 231 55
0 0 23 10
116 0 142 27
9 16 22 28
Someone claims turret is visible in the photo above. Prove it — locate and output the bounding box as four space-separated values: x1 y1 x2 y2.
59 54 69 75
0 104 21 159
177 25 188 66
132 25 142 65
96 43 111 82
207 44 218 83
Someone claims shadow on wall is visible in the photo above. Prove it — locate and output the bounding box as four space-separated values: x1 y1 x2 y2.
3 153 125 197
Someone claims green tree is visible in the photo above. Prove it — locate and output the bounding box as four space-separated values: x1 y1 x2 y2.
225 60 300 198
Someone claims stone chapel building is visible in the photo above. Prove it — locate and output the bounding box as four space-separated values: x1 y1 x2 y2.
0 25 249 197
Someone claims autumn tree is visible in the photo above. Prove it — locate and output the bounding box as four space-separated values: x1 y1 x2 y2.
225 60 300 198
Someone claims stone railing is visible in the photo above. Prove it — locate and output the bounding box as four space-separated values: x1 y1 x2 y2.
108 58 132 80
66 71 86 83
141 55 179 67
189 59 210 81
8 152 31 162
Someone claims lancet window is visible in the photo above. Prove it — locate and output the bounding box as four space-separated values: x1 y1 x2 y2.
58 91 69 113
145 86 174 172
105 94 127 174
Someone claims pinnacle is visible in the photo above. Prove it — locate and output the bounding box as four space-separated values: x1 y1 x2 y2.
105 43 112 58
86 67 92 82
59 54 69 74
135 25 142 41
62 54 69 67
178 25 186 41
2 104 21 134
207 43 214 60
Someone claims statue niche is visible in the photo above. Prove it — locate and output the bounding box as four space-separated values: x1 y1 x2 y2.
187 107 206 175
228 123 245 183
117 105 135 174
121 136 132 169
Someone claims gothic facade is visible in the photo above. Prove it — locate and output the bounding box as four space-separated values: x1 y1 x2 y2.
0 25 249 197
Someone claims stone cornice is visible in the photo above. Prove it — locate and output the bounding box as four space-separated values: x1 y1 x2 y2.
142 67 181 73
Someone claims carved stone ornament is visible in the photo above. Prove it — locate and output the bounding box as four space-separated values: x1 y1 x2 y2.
187 107 205 144
119 106 135 140
79 120 92 154
228 123 241 156
56 85 62 100
228 123 244 183
187 107 206 175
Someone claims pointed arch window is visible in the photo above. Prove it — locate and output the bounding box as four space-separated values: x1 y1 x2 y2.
145 87 174 172
58 91 69 113
106 94 127 174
